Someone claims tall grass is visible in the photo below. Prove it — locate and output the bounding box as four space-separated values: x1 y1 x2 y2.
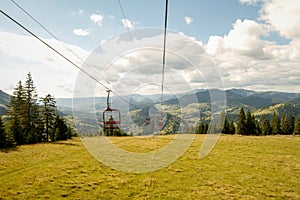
0 135 299 199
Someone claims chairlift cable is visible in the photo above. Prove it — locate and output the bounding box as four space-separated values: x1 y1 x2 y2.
117 0 132 34
9 0 114 93
10 0 145 115
0 9 132 107
117 0 143 68
3 0 169 124
160 0 169 118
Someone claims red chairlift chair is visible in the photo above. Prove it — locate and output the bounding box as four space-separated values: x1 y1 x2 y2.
157 118 164 131
103 90 121 132
144 116 151 126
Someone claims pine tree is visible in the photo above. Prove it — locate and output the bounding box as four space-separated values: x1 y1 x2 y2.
280 114 289 135
222 116 230 134
197 121 209 134
254 117 261 136
229 120 235 134
9 116 23 145
293 115 300 135
237 108 246 135
41 94 57 142
287 114 295 135
54 116 68 141
261 116 271 135
245 110 256 135
67 126 74 139
0 116 7 148
5 128 16 148
23 72 41 143
9 81 26 144
271 112 280 134
9 81 26 122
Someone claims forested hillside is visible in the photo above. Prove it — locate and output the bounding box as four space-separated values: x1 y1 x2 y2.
2 84 300 141
0 73 75 148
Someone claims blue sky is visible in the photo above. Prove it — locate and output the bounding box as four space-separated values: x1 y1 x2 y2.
1 0 263 50
0 0 299 97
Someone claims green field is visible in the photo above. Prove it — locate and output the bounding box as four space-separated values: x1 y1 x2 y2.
0 135 299 199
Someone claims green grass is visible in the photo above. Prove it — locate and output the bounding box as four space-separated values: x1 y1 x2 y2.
0 135 299 199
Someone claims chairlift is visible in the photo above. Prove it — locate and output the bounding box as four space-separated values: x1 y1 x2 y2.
157 118 164 131
144 116 151 126
103 90 121 131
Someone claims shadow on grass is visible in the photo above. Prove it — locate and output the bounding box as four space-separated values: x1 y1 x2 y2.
52 141 81 146
0 146 19 153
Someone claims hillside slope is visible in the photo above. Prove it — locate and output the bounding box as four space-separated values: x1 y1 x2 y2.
0 90 10 115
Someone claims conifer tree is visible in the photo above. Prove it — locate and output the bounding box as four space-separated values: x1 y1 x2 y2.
261 116 271 135
41 94 57 142
280 114 289 135
197 122 208 134
67 126 74 139
236 107 246 135
9 116 23 145
245 110 256 135
254 117 261 135
53 116 68 141
9 81 26 123
5 128 16 148
9 81 25 144
23 72 42 143
287 114 295 135
271 112 280 134
0 116 6 148
222 116 230 134
293 115 300 135
229 120 235 134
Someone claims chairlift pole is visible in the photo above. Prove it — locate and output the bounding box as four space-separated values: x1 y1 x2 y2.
106 90 111 109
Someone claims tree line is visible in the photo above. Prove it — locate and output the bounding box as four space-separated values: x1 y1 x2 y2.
196 107 300 135
0 73 75 148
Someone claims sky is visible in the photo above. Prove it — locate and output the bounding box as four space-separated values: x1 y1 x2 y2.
0 0 300 98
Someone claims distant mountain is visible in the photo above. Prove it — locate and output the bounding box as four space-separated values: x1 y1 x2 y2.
0 90 10 105
0 104 6 116
164 88 289 110
158 88 300 122
55 88 300 114
0 90 10 115
229 88 300 101
0 88 272 133
224 89 300 120
225 90 280 110
253 98 300 119
2 88 296 131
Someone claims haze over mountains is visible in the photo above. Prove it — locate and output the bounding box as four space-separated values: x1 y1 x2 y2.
1 88 300 126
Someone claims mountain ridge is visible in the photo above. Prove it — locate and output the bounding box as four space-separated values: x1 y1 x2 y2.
1 89 300 119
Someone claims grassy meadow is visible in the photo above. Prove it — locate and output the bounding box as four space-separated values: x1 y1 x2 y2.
0 135 299 199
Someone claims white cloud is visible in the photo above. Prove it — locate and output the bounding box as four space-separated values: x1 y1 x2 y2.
0 31 89 97
70 9 84 15
205 17 300 92
2 13 300 99
90 13 104 26
207 19 270 59
81 30 224 97
79 26 300 94
259 0 300 40
224 19 269 57
73 29 90 36
239 0 260 5
78 9 84 15
121 19 134 29
184 16 193 25
259 0 300 61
